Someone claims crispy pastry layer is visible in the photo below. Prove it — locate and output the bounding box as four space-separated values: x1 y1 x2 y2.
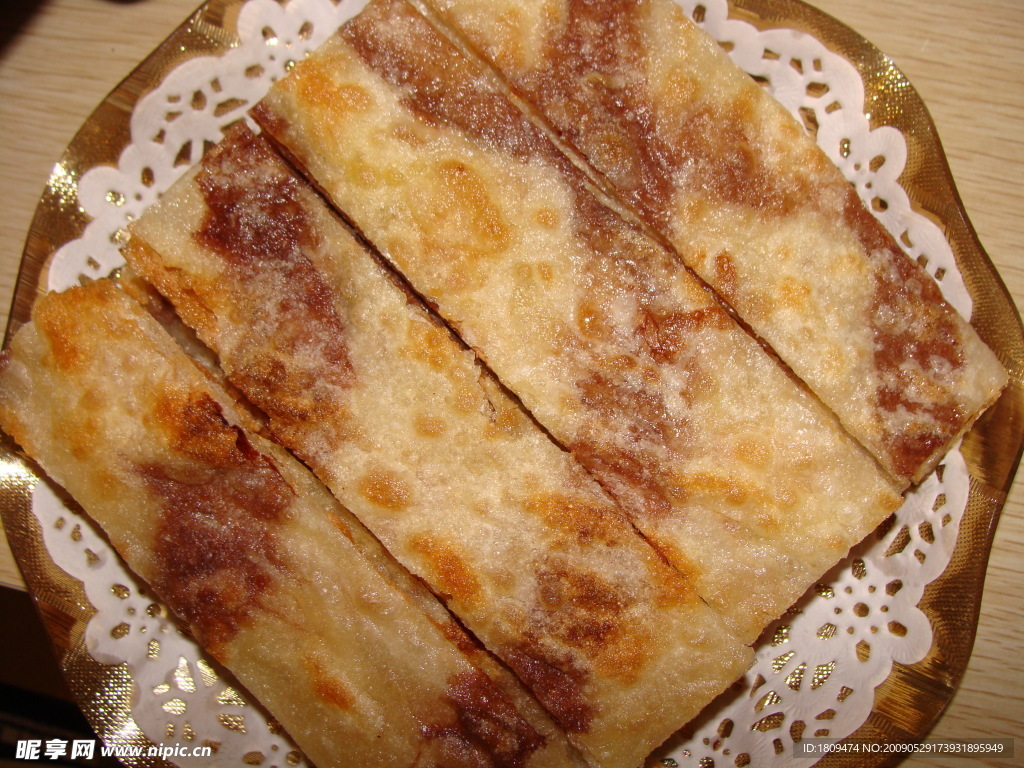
251 0 903 648
0 279 580 768
126 124 752 768
418 0 1008 484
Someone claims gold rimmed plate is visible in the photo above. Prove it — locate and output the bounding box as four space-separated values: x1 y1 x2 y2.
2 1 1022 765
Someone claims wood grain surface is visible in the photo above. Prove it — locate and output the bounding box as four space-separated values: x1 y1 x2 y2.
0 0 1020 764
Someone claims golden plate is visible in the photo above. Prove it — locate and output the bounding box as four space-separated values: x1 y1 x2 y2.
2 0 1022 765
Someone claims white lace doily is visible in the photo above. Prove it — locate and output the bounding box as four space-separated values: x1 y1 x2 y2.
37 0 974 766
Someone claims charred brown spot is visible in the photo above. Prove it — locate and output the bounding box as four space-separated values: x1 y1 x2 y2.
437 161 512 250
314 675 353 710
191 127 355 443
577 371 689 454
410 533 482 603
140 394 291 653
484 401 523 438
648 553 699 609
517 0 808 224
430 617 483 658
637 305 731 364
733 436 772 469
502 646 594 734
156 392 259 467
527 491 624 547
570 369 695 523
357 465 412 511
535 565 623 649
573 439 674 522
250 101 288 139
422 670 545 768
575 297 610 341
842 191 898 266
847 188 968 477
342 0 545 162
536 555 659 684
680 470 753 508
668 106 808 217
637 307 688 364
196 128 318 267
531 0 678 228
290 59 371 120
649 535 705 589
35 284 106 372
877 386 966 478
525 494 688 680
407 316 457 371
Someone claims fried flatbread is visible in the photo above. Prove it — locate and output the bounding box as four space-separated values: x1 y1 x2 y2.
251 0 904 646
417 0 1008 484
0 279 580 768
125 124 753 768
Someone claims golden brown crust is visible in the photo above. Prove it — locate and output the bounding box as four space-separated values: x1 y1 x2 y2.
0 279 572 768
252 0 903 650
7 3 1001 764
139 391 291 654
127 124 752 768
421 0 1008 484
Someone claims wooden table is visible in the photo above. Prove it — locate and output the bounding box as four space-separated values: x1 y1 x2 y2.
0 0 1020 765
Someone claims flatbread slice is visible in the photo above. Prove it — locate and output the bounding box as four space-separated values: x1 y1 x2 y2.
251 0 904 644
125 124 753 768
0 278 581 768
416 0 1008 484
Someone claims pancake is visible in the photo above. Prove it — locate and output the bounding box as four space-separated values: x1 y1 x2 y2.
417 0 1008 484
125 124 753 768
0 279 580 768
252 0 904 647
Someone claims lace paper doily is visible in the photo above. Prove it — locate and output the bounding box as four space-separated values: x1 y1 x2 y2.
38 0 974 766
